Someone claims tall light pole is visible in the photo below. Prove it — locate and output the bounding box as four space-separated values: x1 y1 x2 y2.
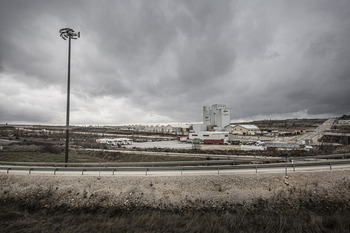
59 28 80 164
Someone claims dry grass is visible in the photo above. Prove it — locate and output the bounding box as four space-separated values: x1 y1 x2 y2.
1 203 349 233
0 145 208 163
0 150 102 163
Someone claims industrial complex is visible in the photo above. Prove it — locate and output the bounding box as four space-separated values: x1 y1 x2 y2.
95 104 350 149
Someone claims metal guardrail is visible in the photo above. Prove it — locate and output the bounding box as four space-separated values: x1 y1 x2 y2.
0 159 272 167
304 153 350 160
1 160 350 176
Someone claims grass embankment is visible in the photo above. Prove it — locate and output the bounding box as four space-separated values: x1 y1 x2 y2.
0 146 208 164
77 150 209 163
0 143 103 163
0 151 100 163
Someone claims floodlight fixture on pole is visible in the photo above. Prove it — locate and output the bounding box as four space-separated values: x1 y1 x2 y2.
59 28 80 165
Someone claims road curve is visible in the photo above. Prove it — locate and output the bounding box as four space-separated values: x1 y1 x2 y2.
1 160 350 177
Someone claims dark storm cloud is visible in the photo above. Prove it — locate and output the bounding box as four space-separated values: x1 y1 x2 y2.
0 0 350 124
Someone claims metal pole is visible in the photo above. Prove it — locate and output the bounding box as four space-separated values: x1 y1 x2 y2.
65 36 71 165
285 157 288 176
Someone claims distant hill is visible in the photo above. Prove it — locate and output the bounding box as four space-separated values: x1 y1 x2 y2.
231 118 327 131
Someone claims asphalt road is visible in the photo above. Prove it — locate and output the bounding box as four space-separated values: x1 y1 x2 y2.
1 160 349 177
296 118 335 143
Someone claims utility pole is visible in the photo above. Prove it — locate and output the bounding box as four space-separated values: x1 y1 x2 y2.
59 28 80 165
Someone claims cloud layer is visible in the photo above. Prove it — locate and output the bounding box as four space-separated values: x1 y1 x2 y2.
1 0 350 125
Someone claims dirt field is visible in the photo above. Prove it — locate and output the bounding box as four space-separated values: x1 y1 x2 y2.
1 171 350 232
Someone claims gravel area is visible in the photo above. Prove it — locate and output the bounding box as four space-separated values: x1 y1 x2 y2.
1 170 350 211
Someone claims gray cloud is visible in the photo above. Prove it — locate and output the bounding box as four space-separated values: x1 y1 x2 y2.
0 0 350 125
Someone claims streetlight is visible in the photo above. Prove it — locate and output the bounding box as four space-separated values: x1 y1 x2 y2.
59 28 80 164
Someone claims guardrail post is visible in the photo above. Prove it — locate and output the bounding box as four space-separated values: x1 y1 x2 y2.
330 162 332 170
82 169 85 175
7 168 11 174
145 168 148 176
284 157 288 176
54 168 58 175
255 166 258 174
29 168 33 174
112 169 115 176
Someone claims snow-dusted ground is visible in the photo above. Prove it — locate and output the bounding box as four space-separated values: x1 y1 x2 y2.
125 140 192 149
1 170 350 210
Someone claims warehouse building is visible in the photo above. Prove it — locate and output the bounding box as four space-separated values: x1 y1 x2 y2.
227 124 262 135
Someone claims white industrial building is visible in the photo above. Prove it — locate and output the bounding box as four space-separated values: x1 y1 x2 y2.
188 104 231 143
202 104 231 131
189 131 229 144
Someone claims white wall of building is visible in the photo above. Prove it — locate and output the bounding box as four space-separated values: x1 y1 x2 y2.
189 131 229 143
202 104 230 130
192 123 207 133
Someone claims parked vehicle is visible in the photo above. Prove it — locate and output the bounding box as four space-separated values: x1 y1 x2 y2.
304 145 313 151
203 139 225 144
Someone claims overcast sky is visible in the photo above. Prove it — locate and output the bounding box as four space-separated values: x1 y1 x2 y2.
1 0 350 125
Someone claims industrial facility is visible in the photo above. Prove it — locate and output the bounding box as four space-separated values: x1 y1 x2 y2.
93 104 270 146
188 104 232 144
203 104 231 131
192 104 231 132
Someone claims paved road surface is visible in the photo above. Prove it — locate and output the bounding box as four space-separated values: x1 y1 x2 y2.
296 118 335 144
1 160 349 177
